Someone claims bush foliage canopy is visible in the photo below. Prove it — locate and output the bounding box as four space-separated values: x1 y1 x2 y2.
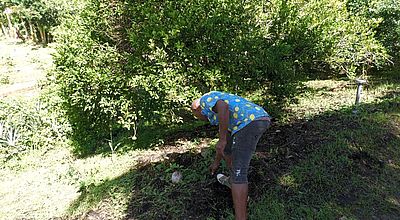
52 0 398 154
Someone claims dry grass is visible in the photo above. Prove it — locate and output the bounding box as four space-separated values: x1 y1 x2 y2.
0 38 54 98
0 137 210 219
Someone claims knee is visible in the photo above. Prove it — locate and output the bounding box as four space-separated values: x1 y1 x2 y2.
230 168 248 184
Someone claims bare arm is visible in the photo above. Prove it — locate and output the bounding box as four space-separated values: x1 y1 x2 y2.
215 100 229 149
210 100 230 174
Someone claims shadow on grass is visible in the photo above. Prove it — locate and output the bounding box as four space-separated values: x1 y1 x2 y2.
123 122 218 151
250 96 400 219
75 121 218 159
67 96 400 219
67 151 234 219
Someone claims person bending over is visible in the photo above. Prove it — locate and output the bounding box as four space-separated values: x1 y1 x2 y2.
191 91 271 220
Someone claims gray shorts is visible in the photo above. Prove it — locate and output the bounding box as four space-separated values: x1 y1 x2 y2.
224 120 270 184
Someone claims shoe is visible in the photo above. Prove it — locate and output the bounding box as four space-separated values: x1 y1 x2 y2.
217 174 231 189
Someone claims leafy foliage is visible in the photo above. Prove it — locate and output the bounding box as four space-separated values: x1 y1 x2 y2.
0 0 68 42
0 96 67 161
53 0 397 154
347 0 400 61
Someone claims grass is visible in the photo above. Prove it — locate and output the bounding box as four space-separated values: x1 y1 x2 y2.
250 101 400 219
0 136 213 219
0 38 54 98
0 39 399 219
247 70 400 219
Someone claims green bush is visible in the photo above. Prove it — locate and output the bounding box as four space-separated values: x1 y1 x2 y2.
54 0 268 154
260 0 389 77
53 0 148 154
0 0 68 42
347 0 400 62
53 0 392 154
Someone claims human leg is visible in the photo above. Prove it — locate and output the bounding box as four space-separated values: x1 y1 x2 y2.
232 183 248 220
230 120 270 219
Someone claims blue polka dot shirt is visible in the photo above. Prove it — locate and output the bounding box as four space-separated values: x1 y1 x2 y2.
200 91 270 134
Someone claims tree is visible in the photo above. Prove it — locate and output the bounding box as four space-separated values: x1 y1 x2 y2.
0 0 67 43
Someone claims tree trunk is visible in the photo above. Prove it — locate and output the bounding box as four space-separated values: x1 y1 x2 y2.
29 22 36 42
45 29 49 43
0 22 7 36
42 28 46 44
6 13 14 38
37 25 46 44
15 17 26 42
22 19 29 39
48 33 52 43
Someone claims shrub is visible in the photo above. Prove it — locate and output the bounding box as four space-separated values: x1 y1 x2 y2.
53 0 392 153
347 0 400 62
258 0 389 77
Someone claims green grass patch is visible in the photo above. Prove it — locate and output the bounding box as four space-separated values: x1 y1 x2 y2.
0 68 399 219
249 97 400 219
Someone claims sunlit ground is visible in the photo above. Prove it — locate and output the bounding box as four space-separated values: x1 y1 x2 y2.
0 37 399 219
0 37 54 98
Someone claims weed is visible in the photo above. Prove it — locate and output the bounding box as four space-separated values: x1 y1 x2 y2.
0 74 10 85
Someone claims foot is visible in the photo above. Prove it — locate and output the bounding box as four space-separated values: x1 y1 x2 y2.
217 174 231 189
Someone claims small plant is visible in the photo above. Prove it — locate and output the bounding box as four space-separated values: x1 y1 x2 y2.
6 127 19 147
0 95 68 161
4 56 15 67
0 122 15 146
0 74 10 85
0 122 24 160
0 55 13 85
166 163 183 173
107 129 121 161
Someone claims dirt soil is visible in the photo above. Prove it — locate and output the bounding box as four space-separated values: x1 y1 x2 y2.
118 116 333 219
123 98 399 220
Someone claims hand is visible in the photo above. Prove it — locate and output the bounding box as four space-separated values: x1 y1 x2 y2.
209 160 220 175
